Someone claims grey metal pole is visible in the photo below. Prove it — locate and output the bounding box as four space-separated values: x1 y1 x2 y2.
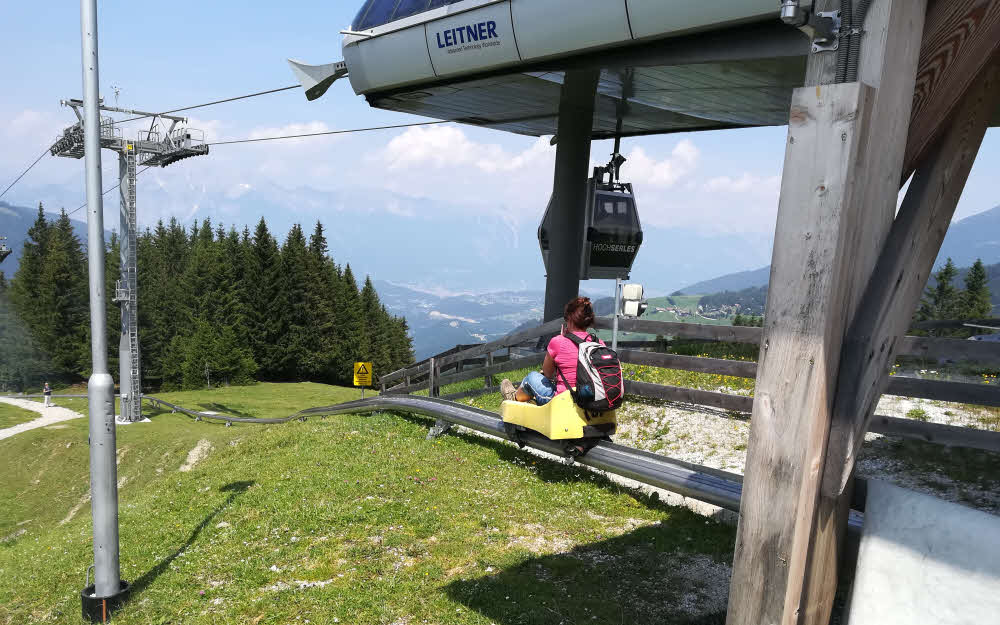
612 277 622 351
542 69 600 321
80 0 121 600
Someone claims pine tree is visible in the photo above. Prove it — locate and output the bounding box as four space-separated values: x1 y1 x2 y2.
245 218 283 379
961 259 993 320
337 264 366 383
9 204 52 355
304 221 339 382
0 270 51 392
275 224 312 380
917 259 960 320
360 276 392 377
389 315 415 372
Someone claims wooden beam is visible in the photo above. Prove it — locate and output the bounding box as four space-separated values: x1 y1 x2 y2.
800 59 1000 625
886 376 1000 406
899 335 1000 366
619 349 757 378
824 61 1000 496
727 2 927 623
903 0 1000 178
868 415 1000 453
593 317 761 344
625 380 753 413
727 81 877 625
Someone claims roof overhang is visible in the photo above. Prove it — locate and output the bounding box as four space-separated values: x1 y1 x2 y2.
362 21 809 138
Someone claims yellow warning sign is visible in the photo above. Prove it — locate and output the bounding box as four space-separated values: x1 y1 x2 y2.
353 362 373 387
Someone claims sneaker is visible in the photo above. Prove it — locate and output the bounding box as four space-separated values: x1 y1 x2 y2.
500 379 517 402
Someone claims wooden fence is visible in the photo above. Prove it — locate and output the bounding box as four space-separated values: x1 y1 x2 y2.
381 317 1000 453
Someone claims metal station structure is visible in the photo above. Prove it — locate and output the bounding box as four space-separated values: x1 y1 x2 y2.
51 100 208 423
285 1 1000 623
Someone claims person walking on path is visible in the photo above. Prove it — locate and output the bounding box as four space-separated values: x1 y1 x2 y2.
43 382 52 408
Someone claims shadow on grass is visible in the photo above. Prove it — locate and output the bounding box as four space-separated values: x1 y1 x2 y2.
129 481 254 596
197 403 260 420
382 411 720 522
445 523 730 625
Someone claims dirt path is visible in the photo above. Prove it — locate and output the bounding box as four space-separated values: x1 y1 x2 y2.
0 397 85 441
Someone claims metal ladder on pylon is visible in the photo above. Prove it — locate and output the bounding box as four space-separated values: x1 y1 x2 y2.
115 147 142 421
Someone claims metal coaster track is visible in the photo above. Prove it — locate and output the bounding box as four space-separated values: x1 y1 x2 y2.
145 394 742 512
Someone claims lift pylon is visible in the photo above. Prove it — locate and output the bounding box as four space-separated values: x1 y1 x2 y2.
0 237 10 264
51 99 209 422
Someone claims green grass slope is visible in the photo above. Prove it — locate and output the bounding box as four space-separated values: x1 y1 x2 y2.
1 383 734 625
0 403 39 429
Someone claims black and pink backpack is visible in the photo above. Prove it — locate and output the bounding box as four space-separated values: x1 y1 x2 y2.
556 331 625 413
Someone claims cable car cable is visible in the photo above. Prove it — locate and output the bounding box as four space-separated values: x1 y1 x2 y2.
206 120 449 146
67 166 152 217
116 85 300 123
0 147 50 201
63 121 448 217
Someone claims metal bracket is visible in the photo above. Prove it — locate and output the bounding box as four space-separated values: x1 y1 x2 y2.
809 10 842 53
426 418 453 440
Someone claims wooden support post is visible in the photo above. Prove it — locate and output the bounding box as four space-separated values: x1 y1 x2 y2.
822 53 1000 527
727 2 927 624
428 357 436 398
485 352 494 389
903 0 1000 179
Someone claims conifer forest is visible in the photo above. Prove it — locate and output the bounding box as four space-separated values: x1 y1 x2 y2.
0 205 414 391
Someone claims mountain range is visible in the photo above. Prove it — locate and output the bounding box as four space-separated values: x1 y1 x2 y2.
671 205 1000 294
4 195 998 360
3 178 774 295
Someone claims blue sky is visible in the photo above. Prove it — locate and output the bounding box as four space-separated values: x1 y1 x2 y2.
1 2 998 257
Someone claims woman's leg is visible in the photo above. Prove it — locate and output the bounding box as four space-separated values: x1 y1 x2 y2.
518 371 556 406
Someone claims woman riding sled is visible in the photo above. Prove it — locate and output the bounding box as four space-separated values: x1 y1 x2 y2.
500 296 606 405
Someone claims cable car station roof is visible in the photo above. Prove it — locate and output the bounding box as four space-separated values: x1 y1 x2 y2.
339 1 810 138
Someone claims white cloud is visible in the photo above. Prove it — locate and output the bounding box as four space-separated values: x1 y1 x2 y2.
704 172 781 195
429 311 478 324
379 125 553 175
9 111 786 239
247 121 332 144
625 141 699 188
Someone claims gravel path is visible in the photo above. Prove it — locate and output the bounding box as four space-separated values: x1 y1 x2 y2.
614 393 1000 515
0 397 85 441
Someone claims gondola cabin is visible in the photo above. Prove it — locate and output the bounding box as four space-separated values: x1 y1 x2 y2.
538 166 643 280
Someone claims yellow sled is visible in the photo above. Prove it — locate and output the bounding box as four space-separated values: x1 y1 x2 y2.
501 390 616 441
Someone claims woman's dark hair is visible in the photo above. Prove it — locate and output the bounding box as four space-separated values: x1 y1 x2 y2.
564 296 595 329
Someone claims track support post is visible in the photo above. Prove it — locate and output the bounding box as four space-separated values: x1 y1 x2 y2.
426 419 453 440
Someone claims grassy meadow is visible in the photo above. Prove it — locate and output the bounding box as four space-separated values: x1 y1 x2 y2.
1 382 735 625
0 402 39 429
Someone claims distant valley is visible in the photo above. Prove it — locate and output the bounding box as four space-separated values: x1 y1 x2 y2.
4 199 999 361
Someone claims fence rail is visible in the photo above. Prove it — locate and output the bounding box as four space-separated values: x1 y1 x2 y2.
381 317 1000 452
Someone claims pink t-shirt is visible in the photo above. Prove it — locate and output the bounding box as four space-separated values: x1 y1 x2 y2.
547 331 606 394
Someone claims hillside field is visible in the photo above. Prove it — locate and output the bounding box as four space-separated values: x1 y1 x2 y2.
0 402 38 429
1 383 734 625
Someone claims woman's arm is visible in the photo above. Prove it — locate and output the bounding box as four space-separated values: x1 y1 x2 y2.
541 353 556 379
